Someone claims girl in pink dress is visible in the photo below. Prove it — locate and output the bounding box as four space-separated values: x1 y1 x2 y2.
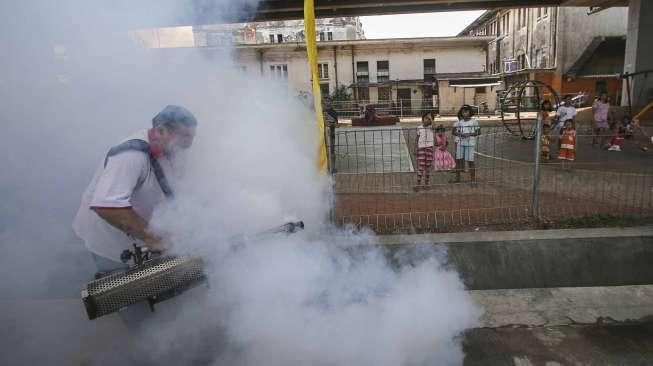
433 125 456 171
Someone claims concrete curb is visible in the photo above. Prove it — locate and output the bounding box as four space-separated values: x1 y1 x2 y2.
377 225 653 245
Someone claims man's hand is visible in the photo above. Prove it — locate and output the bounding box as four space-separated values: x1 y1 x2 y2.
143 234 168 252
92 207 169 251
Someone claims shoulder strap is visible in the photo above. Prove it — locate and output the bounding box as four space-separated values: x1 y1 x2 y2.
104 139 174 198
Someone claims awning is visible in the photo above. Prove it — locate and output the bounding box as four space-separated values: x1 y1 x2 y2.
450 82 501 88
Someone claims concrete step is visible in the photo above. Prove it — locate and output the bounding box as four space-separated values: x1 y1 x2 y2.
379 226 653 290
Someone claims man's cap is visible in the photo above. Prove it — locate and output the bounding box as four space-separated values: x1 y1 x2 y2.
152 105 197 128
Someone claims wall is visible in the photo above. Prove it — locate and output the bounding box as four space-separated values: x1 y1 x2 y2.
130 26 195 48
529 9 554 69
483 8 556 73
561 77 622 104
436 81 492 115
380 228 653 290
346 44 486 83
233 41 488 103
535 72 622 104
623 0 653 108
557 7 628 74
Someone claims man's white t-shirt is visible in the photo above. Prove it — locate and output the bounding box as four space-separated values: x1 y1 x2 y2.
556 105 577 127
73 130 173 262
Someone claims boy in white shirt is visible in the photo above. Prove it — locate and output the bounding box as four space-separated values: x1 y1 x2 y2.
555 95 577 130
452 105 481 184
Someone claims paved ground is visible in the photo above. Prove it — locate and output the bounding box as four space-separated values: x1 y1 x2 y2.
464 323 653 365
333 125 414 173
5 286 653 365
487 127 653 173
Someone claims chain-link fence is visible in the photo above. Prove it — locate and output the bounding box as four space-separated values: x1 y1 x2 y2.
328 122 653 233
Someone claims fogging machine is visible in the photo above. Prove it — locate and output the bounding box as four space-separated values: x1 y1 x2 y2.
81 221 304 320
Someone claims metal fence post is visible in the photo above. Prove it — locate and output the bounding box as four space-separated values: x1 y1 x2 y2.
400 99 403 118
532 116 543 220
328 123 336 174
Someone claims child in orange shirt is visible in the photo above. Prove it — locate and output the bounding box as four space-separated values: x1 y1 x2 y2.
539 100 553 161
557 119 576 169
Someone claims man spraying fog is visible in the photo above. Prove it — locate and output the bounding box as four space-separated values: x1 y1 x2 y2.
73 105 197 275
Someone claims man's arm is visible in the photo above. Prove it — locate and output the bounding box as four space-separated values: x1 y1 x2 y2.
92 207 165 251
90 151 167 251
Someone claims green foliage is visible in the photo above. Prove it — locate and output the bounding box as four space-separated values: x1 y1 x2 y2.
330 85 351 102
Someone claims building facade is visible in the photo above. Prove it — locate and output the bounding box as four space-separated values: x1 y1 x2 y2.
231 36 495 115
460 6 628 104
193 17 365 47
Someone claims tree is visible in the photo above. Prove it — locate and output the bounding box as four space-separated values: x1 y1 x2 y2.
330 85 351 102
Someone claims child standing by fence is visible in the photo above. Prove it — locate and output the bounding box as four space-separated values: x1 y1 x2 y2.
558 119 577 169
433 125 456 171
592 93 611 147
539 100 553 161
415 112 435 188
607 122 625 151
452 105 481 184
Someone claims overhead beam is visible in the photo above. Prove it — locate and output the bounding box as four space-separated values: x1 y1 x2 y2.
139 0 628 27
176 0 564 26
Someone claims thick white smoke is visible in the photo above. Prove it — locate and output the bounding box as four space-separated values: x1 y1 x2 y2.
0 1 481 365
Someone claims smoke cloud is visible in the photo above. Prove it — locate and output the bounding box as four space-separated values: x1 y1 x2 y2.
0 1 481 365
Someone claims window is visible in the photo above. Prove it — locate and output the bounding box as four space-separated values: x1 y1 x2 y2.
318 63 329 80
358 87 369 101
501 13 510 35
504 58 518 73
378 87 391 101
376 60 389 82
423 58 436 80
319 32 325 41
475 87 486 94
517 9 521 28
277 34 283 43
518 8 527 29
517 54 526 70
356 61 369 82
269 34 275 43
327 32 333 41
269 64 288 80
320 83 330 97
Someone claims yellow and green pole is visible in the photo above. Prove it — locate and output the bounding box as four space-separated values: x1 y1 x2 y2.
303 0 328 173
